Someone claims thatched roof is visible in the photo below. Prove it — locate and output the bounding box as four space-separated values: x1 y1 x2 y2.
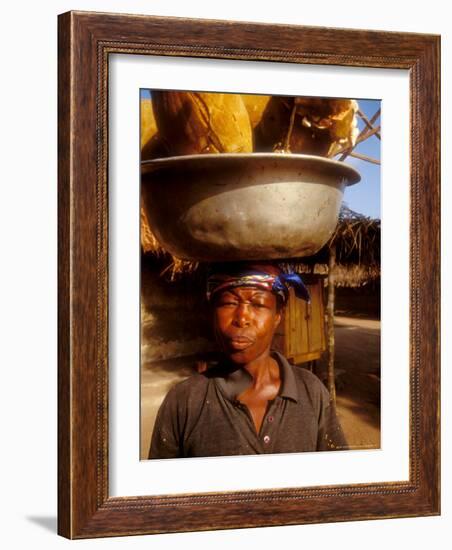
141 204 380 286
332 204 380 267
278 205 378 262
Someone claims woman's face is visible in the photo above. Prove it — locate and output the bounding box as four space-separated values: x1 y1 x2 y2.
212 287 281 365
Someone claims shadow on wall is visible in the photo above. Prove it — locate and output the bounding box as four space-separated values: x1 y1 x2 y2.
141 257 216 364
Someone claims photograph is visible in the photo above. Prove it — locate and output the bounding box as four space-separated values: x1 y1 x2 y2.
139 90 382 460
54 9 440 538
0 0 446 546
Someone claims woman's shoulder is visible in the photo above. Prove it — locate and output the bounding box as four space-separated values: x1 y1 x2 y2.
289 363 330 403
163 371 211 403
292 364 325 385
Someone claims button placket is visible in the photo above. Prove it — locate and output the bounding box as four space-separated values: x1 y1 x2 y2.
260 399 278 449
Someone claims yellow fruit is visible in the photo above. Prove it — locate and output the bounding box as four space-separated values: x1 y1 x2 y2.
254 96 331 156
140 98 157 149
240 94 271 128
152 91 253 155
140 98 168 160
255 96 358 157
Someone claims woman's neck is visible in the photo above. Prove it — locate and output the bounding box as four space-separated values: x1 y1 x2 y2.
242 351 279 389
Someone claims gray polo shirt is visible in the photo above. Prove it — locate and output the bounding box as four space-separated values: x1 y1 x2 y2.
149 351 348 459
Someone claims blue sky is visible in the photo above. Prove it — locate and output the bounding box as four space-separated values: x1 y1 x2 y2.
338 99 381 219
140 91 380 219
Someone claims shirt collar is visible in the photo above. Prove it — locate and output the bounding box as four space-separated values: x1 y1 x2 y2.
210 351 299 403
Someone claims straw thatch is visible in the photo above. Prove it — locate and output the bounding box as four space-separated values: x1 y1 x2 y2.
280 205 380 286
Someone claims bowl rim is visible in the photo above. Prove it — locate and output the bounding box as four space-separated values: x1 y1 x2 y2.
141 152 361 186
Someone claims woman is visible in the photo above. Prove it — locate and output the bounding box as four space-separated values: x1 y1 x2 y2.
149 264 347 458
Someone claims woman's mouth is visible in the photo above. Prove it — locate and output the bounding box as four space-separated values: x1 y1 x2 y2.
228 336 254 350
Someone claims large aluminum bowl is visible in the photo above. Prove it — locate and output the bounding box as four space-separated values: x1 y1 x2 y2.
141 153 360 261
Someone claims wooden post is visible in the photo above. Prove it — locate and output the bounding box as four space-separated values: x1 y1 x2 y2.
327 245 337 405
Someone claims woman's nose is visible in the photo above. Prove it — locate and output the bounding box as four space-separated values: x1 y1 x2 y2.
233 303 251 326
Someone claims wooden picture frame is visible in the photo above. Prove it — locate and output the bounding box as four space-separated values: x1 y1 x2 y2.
58 10 440 538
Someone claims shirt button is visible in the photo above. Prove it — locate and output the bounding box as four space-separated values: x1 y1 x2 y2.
267 416 274 423
263 435 271 444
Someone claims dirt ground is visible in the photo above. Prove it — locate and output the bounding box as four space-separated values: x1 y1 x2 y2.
315 315 381 451
140 315 381 458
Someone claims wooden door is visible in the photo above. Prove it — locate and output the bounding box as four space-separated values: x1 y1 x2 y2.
273 277 326 364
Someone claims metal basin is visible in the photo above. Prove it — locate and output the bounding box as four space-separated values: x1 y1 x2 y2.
141 153 360 261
